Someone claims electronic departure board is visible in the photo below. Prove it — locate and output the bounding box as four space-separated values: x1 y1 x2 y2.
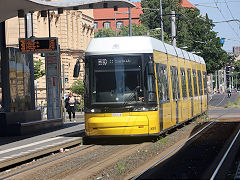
19 37 58 53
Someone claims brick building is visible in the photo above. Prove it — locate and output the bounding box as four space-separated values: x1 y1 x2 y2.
233 46 240 56
93 0 196 32
93 2 142 32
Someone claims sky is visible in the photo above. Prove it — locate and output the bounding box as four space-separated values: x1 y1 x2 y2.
131 0 240 53
188 0 240 53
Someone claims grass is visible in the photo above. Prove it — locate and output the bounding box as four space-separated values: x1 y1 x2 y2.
116 161 126 175
224 102 240 108
156 136 168 143
225 94 240 108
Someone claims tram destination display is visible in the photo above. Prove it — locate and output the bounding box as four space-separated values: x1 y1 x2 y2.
95 56 140 68
19 37 58 53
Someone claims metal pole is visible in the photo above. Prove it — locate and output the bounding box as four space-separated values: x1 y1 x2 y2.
224 68 226 92
48 10 51 37
160 0 164 42
236 74 238 90
62 64 66 121
218 70 221 93
210 73 213 94
115 13 117 37
25 13 35 110
31 12 34 37
0 22 10 112
129 7 132 36
215 71 218 93
171 11 176 47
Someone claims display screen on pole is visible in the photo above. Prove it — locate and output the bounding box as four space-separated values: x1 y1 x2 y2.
19 37 58 53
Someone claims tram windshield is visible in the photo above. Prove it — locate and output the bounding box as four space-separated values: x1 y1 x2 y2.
91 56 144 105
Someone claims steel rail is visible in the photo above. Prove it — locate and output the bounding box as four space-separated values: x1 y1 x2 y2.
1 144 95 179
133 110 230 180
210 128 240 180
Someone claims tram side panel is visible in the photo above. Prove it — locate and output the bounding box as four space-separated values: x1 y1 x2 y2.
153 50 172 131
195 62 200 115
202 65 208 112
191 61 198 116
179 57 189 122
168 54 178 128
197 63 203 113
185 60 193 119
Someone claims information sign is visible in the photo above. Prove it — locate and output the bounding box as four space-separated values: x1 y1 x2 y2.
19 37 58 53
46 52 61 119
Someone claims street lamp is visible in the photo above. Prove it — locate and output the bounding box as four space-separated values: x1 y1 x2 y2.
146 28 161 36
114 11 129 37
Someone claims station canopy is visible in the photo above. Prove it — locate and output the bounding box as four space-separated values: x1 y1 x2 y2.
0 0 135 23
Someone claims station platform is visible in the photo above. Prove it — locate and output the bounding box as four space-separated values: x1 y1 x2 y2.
0 115 85 169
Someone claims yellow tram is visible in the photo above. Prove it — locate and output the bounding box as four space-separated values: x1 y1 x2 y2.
84 36 207 137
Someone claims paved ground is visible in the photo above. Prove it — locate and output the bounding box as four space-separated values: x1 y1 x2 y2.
208 92 239 107
0 117 85 169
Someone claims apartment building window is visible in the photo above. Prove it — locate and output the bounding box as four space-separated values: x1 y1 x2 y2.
103 22 111 29
94 22 98 30
116 21 123 29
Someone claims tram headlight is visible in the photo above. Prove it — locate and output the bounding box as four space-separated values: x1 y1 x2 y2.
91 109 95 113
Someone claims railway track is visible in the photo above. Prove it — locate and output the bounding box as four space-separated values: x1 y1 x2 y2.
134 108 240 179
1 108 239 180
0 137 152 180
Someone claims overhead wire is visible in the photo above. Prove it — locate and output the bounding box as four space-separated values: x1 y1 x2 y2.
213 0 240 39
224 0 240 26
195 1 240 5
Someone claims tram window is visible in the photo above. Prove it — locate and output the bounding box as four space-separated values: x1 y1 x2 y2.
197 70 203 96
91 56 144 104
156 63 169 102
180 68 187 98
187 69 193 97
192 69 198 97
170 66 179 100
203 71 207 94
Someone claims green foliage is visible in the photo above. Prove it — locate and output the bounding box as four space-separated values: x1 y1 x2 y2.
118 23 149 36
34 60 45 80
94 28 115 37
140 0 231 73
70 79 84 97
116 161 126 175
233 59 240 88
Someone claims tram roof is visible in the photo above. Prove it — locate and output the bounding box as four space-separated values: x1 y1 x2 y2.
175 47 184 59
86 36 166 55
193 54 200 63
0 0 135 23
188 52 196 62
164 43 177 56
86 36 206 64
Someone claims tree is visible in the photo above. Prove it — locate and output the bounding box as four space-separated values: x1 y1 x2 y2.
70 79 85 111
94 28 115 37
140 0 230 73
70 79 84 97
34 60 45 80
118 23 149 36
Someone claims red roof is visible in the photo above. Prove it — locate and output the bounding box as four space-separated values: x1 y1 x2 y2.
93 1 196 31
93 2 142 20
181 0 196 8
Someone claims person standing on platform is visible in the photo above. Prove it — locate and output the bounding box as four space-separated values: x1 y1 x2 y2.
65 92 78 122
